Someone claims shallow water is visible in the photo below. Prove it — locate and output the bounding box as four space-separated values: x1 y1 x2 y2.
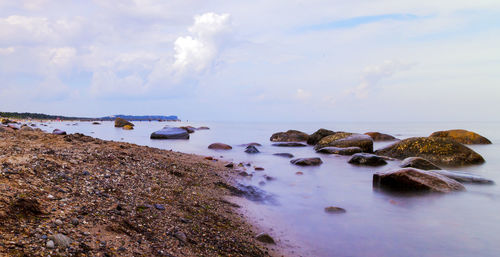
42 120 500 257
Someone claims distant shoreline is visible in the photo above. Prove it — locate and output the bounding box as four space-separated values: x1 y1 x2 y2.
0 112 181 122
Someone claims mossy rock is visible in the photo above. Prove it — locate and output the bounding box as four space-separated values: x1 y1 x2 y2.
307 128 335 145
429 129 491 144
315 133 373 153
375 137 484 166
364 132 397 141
270 130 309 142
114 117 134 128
123 125 133 130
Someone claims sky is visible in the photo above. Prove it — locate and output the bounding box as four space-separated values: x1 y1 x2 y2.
0 0 499 122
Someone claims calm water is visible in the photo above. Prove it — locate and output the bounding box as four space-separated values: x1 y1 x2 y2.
41 121 500 257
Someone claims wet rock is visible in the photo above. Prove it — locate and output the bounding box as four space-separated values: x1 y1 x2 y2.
52 129 67 135
295 171 304 175
374 137 485 166
263 175 275 181
316 146 363 155
364 132 397 141
307 128 335 145
244 145 260 154
373 168 466 193
49 233 72 248
270 130 309 142
221 183 274 203
290 158 323 166
254 167 264 171
114 118 134 128
208 143 232 150
348 153 387 166
429 129 491 144
238 171 251 177
400 157 441 170
180 126 196 133
224 163 234 168
272 142 307 147
123 124 133 130
46 240 55 249
432 170 494 184
324 206 346 214
255 233 275 244
239 142 262 147
197 126 210 130
150 127 189 139
273 153 294 158
315 133 373 153
92 122 101 125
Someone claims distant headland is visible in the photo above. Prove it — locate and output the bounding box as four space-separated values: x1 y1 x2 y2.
0 112 180 121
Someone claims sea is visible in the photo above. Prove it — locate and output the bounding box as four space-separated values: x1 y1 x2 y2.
40 120 500 257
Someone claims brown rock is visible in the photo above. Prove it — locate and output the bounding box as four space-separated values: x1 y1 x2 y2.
307 128 335 145
290 158 323 166
324 206 346 214
400 157 441 170
364 132 397 141
208 143 232 150
315 134 373 153
114 117 134 128
270 130 309 142
429 129 491 144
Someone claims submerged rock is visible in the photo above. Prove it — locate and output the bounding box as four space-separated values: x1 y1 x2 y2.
348 153 387 166
429 129 491 144
374 137 485 166
208 143 232 150
150 127 189 139
432 170 494 184
324 206 346 214
307 128 335 145
273 153 294 158
373 168 466 193
114 117 134 128
244 145 260 154
315 134 373 153
400 157 441 170
272 142 307 147
270 130 309 142
52 129 67 135
364 132 398 141
123 124 133 130
239 142 262 147
316 146 363 155
290 158 323 166
180 126 196 133
256 233 275 244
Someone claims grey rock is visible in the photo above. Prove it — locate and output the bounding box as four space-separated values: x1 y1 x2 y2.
316 146 363 155
256 233 275 244
49 233 72 248
401 157 441 170
324 206 346 214
272 142 307 147
290 157 323 166
273 153 294 158
244 145 260 154
46 240 55 249
174 231 187 244
150 127 189 139
348 153 388 166
432 170 494 184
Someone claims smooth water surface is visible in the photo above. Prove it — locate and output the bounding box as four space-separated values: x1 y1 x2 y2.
42 121 500 257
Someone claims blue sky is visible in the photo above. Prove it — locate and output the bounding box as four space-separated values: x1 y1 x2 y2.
0 0 499 122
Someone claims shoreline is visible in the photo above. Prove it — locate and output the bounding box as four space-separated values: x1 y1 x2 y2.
0 126 280 256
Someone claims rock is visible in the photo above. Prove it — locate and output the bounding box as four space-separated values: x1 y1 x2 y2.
46 240 55 249
272 142 307 147
324 206 346 214
174 231 187 244
295 171 304 175
429 129 491 144
348 153 387 166
52 129 67 135
316 146 363 155
49 234 72 248
374 137 485 166
180 126 196 133
197 126 210 130
307 128 335 145
400 157 441 170
114 117 134 128
373 168 466 193
123 124 133 130
208 143 232 150
71 218 79 226
55 219 63 226
150 127 189 139
239 142 262 147
364 132 397 141
20 125 34 132
315 133 373 153
154 204 165 210
1 118 13 124
263 175 275 181
244 145 260 154
238 171 251 177
273 153 294 158
255 233 275 244
432 170 494 184
225 163 234 168
290 158 323 166
254 167 264 171
92 122 101 125
270 130 309 142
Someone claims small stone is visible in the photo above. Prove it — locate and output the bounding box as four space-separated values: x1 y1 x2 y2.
154 204 165 210
256 233 275 244
224 163 234 168
71 218 79 226
49 234 71 248
174 231 187 243
324 206 346 214
55 219 63 226
254 167 264 171
295 171 304 175
46 240 55 249
82 171 90 176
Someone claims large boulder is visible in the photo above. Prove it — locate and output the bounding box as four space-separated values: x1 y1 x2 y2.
208 143 232 150
374 137 485 166
270 130 309 142
52 129 67 135
150 127 189 139
316 146 363 155
431 170 494 184
290 158 323 166
373 168 466 193
429 129 491 144
315 133 373 153
364 132 397 141
348 153 387 166
400 157 441 170
307 128 335 145
114 117 134 128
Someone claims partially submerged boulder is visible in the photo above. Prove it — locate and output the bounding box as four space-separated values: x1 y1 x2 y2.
244 145 260 154
315 133 373 153
52 129 67 135
273 153 294 158
364 132 397 141
316 146 363 155
208 143 232 150
400 157 441 170
114 117 134 128
429 129 491 144
307 128 335 145
270 130 309 142
348 153 387 166
373 168 466 193
180 126 196 133
374 137 485 166
290 158 323 166
150 127 189 139
272 142 307 147
432 170 494 184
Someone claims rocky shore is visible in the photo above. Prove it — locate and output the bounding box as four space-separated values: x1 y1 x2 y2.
0 127 272 256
